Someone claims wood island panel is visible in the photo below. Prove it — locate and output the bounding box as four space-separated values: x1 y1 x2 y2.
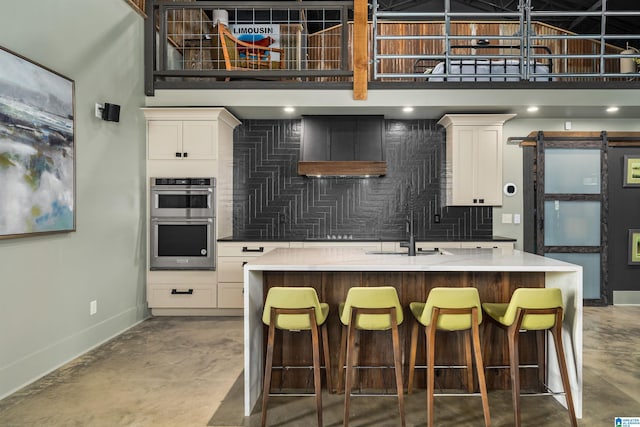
263 270 545 391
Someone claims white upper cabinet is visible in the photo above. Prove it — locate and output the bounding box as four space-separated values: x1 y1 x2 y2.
438 114 516 206
143 108 240 161
147 120 216 160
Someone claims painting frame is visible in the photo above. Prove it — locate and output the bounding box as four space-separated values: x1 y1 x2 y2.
628 229 640 265
623 155 640 187
0 45 75 240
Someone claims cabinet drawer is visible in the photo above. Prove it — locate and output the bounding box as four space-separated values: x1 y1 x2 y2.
218 256 250 282
301 242 382 252
460 242 514 249
217 242 289 257
218 282 244 309
148 284 216 308
393 241 461 252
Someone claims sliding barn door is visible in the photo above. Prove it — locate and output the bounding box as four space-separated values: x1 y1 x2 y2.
528 132 607 304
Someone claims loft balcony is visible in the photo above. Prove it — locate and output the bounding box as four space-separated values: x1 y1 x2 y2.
144 1 640 96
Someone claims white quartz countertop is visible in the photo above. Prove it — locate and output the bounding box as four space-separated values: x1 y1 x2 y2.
244 247 581 272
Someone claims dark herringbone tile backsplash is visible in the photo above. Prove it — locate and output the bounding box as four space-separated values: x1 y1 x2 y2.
233 119 492 240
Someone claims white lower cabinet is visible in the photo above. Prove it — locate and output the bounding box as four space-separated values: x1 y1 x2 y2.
216 242 290 309
217 282 244 309
148 283 217 308
147 270 218 309
394 241 514 252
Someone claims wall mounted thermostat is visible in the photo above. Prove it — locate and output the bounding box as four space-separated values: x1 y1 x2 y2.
503 182 517 196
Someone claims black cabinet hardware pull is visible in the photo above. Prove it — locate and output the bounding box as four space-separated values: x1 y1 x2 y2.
242 261 248 266
171 289 193 295
473 198 477 203
183 152 188 158
242 246 264 253
479 198 485 203
175 152 181 158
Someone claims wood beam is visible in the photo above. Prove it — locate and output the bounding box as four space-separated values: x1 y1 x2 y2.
353 0 368 100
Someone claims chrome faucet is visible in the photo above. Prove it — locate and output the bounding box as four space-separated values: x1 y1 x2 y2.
400 209 416 256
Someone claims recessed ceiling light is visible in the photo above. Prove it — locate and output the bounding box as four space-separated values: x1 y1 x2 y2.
283 107 295 113
527 106 539 112
403 106 414 113
606 106 619 113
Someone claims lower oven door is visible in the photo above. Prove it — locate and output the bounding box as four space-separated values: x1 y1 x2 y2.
150 218 215 270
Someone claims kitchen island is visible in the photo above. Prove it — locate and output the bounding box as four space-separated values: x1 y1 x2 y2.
243 247 582 418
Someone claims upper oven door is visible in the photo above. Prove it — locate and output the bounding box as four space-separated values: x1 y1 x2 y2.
151 187 214 218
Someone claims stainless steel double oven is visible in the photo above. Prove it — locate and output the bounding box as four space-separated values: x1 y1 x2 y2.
149 177 216 270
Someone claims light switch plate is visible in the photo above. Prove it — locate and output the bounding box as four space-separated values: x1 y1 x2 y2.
501 213 513 224
514 214 521 224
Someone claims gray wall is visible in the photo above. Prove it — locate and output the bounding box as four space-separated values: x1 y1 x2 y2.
0 0 147 398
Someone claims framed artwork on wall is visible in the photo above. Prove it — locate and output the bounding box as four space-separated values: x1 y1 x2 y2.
0 45 75 240
629 229 640 265
623 155 640 187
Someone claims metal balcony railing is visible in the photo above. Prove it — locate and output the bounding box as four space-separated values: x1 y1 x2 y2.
146 0 354 94
144 0 640 94
372 0 640 82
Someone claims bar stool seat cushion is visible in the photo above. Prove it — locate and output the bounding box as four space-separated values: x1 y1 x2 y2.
482 287 563 330
410 287 482 331
338 286 404 330
262 287 330 330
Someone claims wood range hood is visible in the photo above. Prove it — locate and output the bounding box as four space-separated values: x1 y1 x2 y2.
298 115 387 177
298 160 387 177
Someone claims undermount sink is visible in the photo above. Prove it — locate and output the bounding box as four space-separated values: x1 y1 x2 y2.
366 249 442 255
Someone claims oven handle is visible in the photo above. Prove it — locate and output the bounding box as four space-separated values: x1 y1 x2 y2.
242 246 264 253
151 218 213 223
151 189 213 194
171 289 194 295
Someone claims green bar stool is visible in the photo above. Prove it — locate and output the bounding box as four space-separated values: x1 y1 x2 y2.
261 287 332 427
482 288 577 427
337 286 405 427
407 287 491 427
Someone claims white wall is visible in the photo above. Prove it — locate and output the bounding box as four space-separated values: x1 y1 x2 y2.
496 118 640 249
0 0 147 398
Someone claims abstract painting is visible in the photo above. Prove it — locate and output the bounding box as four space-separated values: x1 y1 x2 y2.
0 46 75 239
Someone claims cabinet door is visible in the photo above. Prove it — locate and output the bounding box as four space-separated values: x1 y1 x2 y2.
182 121 217 160
451 126 502 205
218 256 250 282
148 121 182 160
451 127 477 204
218 283 244 308
474 126 502 205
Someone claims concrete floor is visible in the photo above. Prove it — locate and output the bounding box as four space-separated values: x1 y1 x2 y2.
0 306 638 426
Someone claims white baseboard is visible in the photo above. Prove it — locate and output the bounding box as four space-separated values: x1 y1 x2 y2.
613 291 640 305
